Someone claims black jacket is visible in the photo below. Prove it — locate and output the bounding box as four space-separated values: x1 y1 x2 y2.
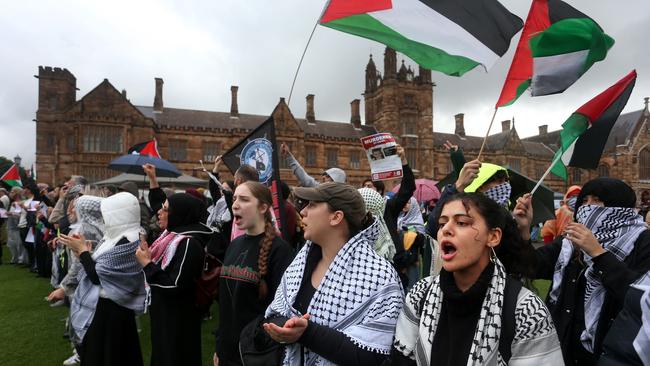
385 164 416 257
599 286 645 366
533 230 650 362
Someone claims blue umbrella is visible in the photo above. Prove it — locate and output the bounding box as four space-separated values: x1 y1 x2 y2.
108 154 182 178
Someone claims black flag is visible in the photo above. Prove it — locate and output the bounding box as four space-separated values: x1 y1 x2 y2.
222 117 287 239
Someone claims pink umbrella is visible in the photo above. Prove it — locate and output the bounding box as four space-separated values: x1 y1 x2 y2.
392 179 441 203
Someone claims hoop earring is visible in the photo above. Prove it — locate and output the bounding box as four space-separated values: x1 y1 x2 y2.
489 246 497 264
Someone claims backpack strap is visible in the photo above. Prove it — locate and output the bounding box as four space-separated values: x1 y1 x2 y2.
499 276 522 364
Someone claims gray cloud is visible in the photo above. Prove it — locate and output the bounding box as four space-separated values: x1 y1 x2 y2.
1 0 648 167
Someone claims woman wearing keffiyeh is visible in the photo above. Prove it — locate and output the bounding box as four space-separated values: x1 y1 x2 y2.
392 193 562 366
514 177 650 364
264 182 404 365
136 193 212 366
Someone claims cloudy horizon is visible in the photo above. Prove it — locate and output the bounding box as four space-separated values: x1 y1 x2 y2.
1 0 648 168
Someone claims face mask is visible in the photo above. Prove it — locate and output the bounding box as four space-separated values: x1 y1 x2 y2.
483 182 511 208
566 196 577 210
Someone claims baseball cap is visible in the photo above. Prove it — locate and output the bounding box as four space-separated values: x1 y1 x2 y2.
294 182 366 228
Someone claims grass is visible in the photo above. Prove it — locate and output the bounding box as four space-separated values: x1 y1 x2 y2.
0 247 219 366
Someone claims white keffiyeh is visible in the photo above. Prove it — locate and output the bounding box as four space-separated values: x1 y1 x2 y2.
265 220 404 365
394 259 562 365
397 197 425 233
358 188 396 261
549 204 647 352
207 196 231 230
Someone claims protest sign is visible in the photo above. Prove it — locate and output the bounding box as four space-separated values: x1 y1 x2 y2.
360 133 403 181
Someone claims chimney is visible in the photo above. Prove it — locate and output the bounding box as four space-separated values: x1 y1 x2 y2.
306 94 315 123
230 85 239 117
454 113 465 137
501 119 511 132
538 124 548 135
350 99 361 128
121 89 127 99
153 78 164 112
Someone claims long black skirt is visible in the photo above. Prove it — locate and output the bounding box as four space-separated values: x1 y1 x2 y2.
80 297 143 366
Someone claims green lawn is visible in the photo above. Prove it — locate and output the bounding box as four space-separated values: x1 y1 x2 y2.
0 247 219 366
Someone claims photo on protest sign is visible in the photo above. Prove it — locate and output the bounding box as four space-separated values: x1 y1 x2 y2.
360 133 403 181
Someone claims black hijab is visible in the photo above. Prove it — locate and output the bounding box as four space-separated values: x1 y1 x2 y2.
167 193 206 230
574 177 637 218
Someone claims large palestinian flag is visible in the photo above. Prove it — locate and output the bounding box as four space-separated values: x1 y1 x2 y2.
496 0 614 107
0 164 22 187
550 70 636 180
320 0 523 77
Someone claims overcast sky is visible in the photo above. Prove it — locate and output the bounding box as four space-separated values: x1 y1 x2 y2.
1 0 648 167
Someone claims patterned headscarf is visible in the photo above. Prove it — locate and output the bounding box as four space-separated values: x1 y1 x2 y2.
397 197 425 233
549 204 647 351
358 188 396 261
72 196 105 243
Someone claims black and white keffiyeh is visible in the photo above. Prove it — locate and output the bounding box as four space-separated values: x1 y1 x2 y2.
483 182 511 208
265 220 404 365
70 239 146 344
70 196 104 243
633 271 650 365
397 197 425 233
394 259 562 365
358 188 396 261
207 196 231 230
549 204 647 352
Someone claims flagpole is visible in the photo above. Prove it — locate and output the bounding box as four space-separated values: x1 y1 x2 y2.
476 107 499 161
287 19 321 106
531 152 563 195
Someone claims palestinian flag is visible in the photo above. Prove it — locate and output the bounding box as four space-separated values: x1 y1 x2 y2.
320 0 523 77
550 70 636 180
0 164 22 187
496 0 614 107
128 139 161 158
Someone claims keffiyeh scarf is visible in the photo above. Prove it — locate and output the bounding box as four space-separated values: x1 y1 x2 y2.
149 230 189 270
265 220 404 365
394 260 508 365
70 239 146 344
397 197 425 233
207 196 231 230
483 182 511 208
549 204 647 352
358 188 396 261
71 196 104 243
633 271 650 365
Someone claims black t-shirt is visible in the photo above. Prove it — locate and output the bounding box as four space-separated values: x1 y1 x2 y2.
217 232 294 364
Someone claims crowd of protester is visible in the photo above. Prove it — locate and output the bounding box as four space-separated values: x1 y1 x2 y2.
1 139 649 366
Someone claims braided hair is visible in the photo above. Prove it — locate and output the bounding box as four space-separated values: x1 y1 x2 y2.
240 181 276 300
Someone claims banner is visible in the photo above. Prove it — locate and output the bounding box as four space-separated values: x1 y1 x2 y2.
361 133 403 181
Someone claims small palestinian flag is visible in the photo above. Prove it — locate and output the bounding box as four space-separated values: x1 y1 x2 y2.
550 70 636 180
128 139 161 158
496 0 614 107
0 164 22 187
320 0 523 77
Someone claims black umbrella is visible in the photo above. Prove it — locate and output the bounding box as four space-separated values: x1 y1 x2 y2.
435 167 556 226
108 154 182 178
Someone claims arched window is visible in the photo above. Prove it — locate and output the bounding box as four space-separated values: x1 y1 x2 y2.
572 168 582 184
639 147 650 180
597 164 610 177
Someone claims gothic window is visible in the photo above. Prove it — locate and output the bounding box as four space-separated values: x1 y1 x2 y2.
169 140 187 161
349 150 360 169
536 166 545 180
572 168 582 184
306 146 317 167
402 114 417 135
326 149 338 168
82 126 122 153
406 149 417 170
66 134 76 153
508 158 521 173
597 164 610 177
404 94 414 106
640 147 650 180
43 134 55 152
203 142 219 163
